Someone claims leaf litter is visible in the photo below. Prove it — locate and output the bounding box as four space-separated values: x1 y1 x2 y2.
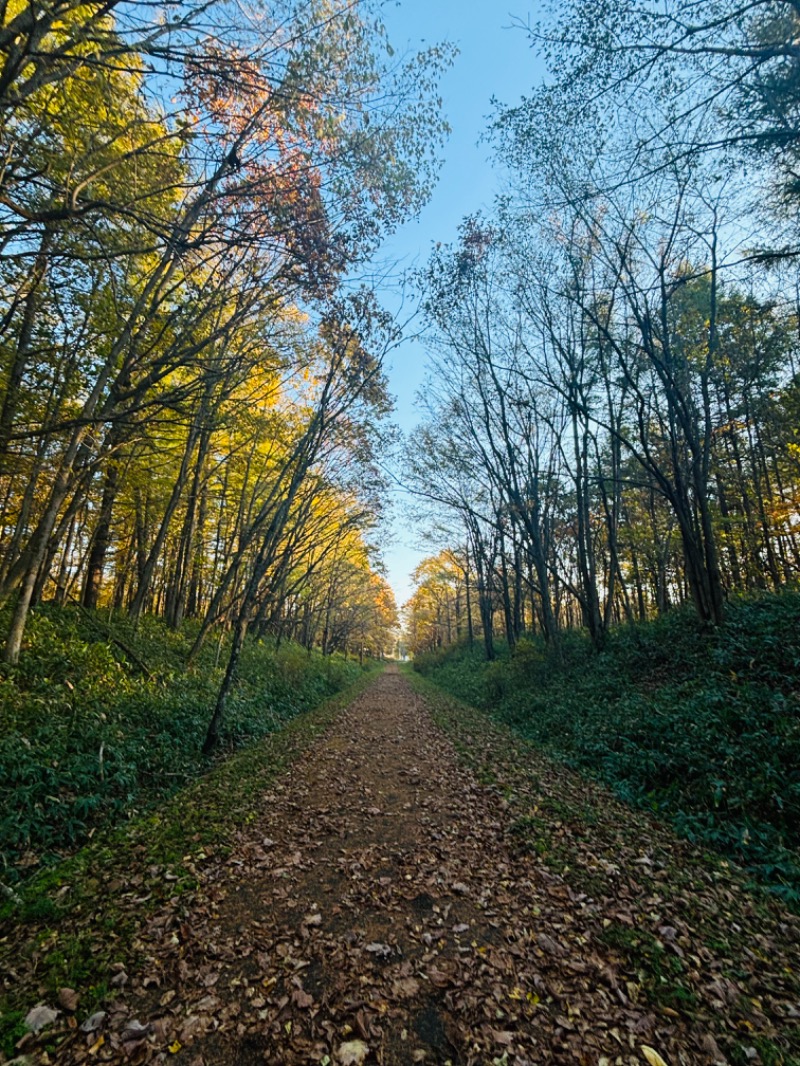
3 665 800 1065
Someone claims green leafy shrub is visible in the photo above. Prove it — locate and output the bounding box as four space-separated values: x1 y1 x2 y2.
0 605 367 881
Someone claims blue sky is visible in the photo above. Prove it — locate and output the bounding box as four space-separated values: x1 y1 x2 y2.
374 1 545 609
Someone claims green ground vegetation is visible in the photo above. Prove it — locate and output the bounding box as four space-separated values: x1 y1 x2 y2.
0 604 373 885
413 592 800 901
0 665 378 1056
406 668 800 1065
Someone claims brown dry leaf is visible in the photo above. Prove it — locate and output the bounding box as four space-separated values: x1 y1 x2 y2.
292 988 314 1009
365 942 392 958
427 967 450 987
536 933 566 957
57 988 79 1012
391 977 420 999
194 995 219 1013
701 1033 727 1063
121 1020 153 1043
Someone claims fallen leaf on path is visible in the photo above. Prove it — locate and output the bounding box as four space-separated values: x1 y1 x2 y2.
391 977 420 998
701 1034 726 1063
336 1039 370 1065
292 988 314 1009
194 995 219 1012
24 1004 58 1033
58 988 79 1012
536 933 566 957
80 1011 107 1033
121 1021 154 1043
641 1047 669 1066
365 942 392 957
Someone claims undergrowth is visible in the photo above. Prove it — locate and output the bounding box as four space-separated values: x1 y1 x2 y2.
0 604 371 883
413 591 800 901
0 669 378 1057
408 668 800 1064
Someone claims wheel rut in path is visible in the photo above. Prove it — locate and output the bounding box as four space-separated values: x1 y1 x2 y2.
72 666 728 1065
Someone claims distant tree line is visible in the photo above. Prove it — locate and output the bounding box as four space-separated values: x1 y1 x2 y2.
406 0 800 657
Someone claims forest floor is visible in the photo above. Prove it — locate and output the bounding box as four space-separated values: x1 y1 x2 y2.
4 666 800 1066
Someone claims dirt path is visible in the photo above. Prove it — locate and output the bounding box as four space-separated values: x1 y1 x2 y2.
33 667 798 1065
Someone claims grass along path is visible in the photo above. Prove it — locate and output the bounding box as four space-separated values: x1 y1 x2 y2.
3 666 800 1065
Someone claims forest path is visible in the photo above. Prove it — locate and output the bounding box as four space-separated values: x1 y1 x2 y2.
148 663 663 1066
45 666 798 1066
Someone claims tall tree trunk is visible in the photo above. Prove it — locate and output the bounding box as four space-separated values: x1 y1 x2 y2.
0 227 52 451
129 415 202 622
464 546 475 648
202 614 246 756
82 456 121 609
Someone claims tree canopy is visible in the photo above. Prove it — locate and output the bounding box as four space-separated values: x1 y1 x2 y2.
0 0 452 747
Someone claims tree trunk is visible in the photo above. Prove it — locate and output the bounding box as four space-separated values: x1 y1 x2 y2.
82 458 121 609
